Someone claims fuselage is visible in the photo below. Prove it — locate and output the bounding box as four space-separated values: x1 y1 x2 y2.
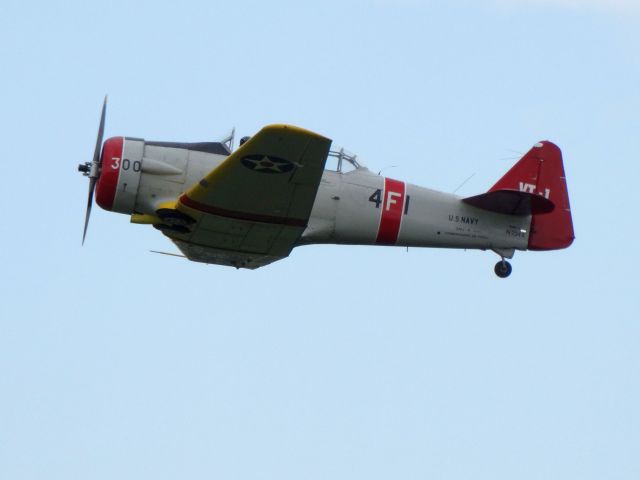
304 169 529 252
94 136 530 256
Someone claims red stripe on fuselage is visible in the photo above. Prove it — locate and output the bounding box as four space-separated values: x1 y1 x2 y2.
95 136 124 211
376 178 405 245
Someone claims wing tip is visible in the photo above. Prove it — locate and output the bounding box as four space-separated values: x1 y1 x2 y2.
261 124 330 142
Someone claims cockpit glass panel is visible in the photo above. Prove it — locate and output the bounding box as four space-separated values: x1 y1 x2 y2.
325 155 340 171
325 148 365 173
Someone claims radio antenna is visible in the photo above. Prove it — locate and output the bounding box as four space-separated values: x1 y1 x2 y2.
452 173 476 194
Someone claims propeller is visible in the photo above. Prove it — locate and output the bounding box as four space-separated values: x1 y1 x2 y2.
78 95 107 245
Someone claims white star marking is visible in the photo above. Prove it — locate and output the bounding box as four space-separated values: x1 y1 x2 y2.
254 155 283 172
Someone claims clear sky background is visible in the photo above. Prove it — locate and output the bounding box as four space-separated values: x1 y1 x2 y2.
1 0 638 478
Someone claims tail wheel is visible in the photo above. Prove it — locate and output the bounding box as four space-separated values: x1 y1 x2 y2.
494 260 512 278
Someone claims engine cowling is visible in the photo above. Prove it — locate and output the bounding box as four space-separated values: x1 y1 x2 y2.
95 136 144 214
93 136 230 220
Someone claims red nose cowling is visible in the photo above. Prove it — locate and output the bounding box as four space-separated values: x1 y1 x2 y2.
95 136 124 211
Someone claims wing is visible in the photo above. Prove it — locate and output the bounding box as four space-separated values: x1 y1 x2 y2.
167 124 332 269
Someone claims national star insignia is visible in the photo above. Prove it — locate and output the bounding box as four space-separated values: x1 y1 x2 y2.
252 156 283 172
241 154 295 174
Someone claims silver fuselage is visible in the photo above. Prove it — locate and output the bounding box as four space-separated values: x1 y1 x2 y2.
108 138 529 256
304 169 529 252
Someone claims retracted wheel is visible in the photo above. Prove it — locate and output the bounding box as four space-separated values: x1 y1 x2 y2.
156 209 195 227
153 223 190 234
494 260 512 278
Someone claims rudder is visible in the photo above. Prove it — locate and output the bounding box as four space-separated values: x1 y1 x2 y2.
490 141 574 250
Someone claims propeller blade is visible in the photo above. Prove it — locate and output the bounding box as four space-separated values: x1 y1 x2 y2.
91 95 108 171
82 95 107 245
82 176 97 245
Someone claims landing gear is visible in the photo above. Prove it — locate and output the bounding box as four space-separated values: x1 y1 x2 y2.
494 259 512 278
152 209 195 235
156 209 195 227
153 223 190 235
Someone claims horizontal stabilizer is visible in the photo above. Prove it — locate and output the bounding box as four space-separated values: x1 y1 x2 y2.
462 189 555 216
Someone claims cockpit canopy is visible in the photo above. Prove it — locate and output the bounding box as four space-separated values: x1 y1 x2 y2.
324 148 367 173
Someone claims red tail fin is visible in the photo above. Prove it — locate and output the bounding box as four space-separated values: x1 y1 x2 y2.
491 141 574 250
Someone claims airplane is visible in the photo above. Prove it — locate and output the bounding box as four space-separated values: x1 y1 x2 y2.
78 97 574 277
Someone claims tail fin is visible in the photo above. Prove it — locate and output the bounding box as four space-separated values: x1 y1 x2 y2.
491 141 574 250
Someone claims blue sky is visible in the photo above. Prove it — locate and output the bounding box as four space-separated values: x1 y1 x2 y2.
1 1 638 479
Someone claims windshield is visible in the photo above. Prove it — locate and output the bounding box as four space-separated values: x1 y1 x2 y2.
325 148 365 173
